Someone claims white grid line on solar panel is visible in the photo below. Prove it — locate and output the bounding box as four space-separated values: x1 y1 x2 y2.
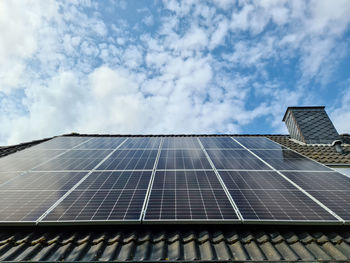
76 171 152 190
229 189 339 222
156 149 212 170
205 149 272 170
252 149 331 171
140 138 164 221
0 138 94 186
0 190 66 222
31 136 90 149
197 137 243 221
73 137 127 149
231 137 343 223
161 137 201 149
199 137 243 149
32 149 113 171
118 137 161 149
218 171 297 190
96 149 158 170
0 171 88 191
233 137 286 149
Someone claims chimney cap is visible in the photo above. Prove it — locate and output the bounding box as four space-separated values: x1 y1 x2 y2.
282 106 325 122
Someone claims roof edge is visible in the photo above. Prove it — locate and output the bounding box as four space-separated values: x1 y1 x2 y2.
282 106 325 121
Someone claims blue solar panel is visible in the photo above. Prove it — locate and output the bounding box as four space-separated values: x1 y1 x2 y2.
75 137 126 149
162 137 201 149
119 137 161 149
206 149 272 170
42 171 152 222
33 150 112 171
157 149 212 170
144 170 239 221
283 171 350 221
252 149 331 171
33 137 89 149
199 137 243 149
97 150 157 170
234 137 286 149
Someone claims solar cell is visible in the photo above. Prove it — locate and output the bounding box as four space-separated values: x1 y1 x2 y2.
252 149 331 171
234 137 286 149
230 189 337 222
0 172 87 191
42 189 146 221
218 171 296 190
118 137 161 149
0 190 66 222
33 137 89 149
33 150 112 171
75 137 126 149
157 149 212 170
206 149 272 170
162 137 201 149
282 171 350 221
144 170 239 221
0 172 23 185
77 171 152 190
97 149 157 170
199 137 243 149
282 172 350 190
0 149 66 172
306 191 350 221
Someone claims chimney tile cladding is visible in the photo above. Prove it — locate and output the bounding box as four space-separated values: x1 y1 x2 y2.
283 106 340 144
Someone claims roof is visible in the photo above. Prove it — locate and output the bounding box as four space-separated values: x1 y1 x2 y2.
1 134 350 262
2 133 349 165
1 225 350 262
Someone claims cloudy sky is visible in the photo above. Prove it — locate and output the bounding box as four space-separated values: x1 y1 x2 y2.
1 0 350 145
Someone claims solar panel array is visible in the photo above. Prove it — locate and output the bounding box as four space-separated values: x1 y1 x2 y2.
0 135 348 225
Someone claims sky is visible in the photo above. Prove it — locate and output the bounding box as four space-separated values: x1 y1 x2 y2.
1 0 350 145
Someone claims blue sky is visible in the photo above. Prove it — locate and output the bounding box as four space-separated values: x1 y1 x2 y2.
1 0 350 145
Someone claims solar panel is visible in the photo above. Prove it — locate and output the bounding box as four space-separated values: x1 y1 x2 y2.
162 137 201 149
75 137 126 149
217 170 338 222
33 137 90 149
97 149 157 170
118 137 161 149
157 149 212 170
206 149 272 170
0 191 66 222
199 137 243 149
0 171 87 190
252 149 331 171
33 150 112 171
230 189 337 222
42 171 152 223
0 149 65 172
283 171 350 221
0 172 23 185
234 137 286 149
0 135 346 225
144 170 239 221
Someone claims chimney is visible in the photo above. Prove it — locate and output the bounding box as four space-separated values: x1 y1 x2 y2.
282 106 340 144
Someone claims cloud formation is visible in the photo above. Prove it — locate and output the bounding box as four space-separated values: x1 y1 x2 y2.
0 0 350 145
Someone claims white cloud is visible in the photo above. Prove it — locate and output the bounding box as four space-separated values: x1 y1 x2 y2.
1 0 350 145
